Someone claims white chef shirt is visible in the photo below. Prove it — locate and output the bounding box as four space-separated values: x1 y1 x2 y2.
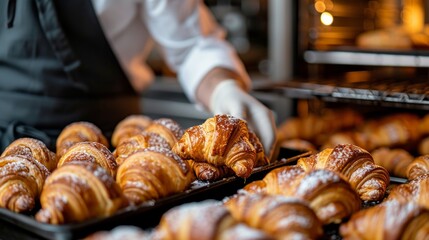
91 0 251 103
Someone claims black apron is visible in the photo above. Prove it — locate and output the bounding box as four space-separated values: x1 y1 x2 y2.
0 0 141 151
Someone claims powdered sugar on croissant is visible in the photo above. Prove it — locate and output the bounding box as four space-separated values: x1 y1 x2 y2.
173 114 257 178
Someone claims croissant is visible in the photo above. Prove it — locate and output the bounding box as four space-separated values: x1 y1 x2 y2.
370 113 421 146
277 108 363 144
322 113 422 152
363 113 421 150
321 131 373 151
223 193 323 240
418 113 429 136
187 160 234 181
85 226 150 240
116 147 195 205
280 138 317 153
173 114 257 178
418 136 429 155
57 142 117 177
340 200 429 240
35 161 126 224
1 137 57 171
56 121 109 158
143 118 184 149
407 155 429 180
297 143 390 201
385 174 429 209
248 131 269 167
111 115 152 147
244 166 361 224
154 200 274 240
0 155 49 212
371 147 413 178
186 130 266 182
113 132 170 165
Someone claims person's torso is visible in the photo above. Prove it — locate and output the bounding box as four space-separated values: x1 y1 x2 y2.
0 0 141 136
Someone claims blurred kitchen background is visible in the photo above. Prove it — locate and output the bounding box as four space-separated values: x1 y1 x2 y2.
141 0 429 128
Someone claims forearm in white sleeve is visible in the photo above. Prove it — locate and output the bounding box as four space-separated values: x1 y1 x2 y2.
141 0 251 102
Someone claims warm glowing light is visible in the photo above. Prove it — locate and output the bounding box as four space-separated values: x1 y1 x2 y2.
314 1 326 12
402 0 424 33
320 12 333 25
325 0 334 10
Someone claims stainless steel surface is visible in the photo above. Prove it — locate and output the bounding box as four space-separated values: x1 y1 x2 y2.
304 49 429 67
268 0 294 82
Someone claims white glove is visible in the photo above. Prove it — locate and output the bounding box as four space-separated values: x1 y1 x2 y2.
209 80 277 158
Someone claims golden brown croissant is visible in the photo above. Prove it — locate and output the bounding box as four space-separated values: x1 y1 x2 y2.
187 160 234 181
85 226 150 240
116 147 195 205
340 200 429 240
244 166 361 224
297 143 390 201
321 131 373 151
363 113 421 150
1 137 57 171
154 200 274 240
280 138 317 153
57 142 117 177
0 155 50 213
418 113 429 136
223 193 323 240
184 129 265 181
56 121 109 158
248 131 269 167
173 114 257 179
277 108 363 144
113 132 170 165
35 161 126 224
111 115 152 147
418 136 429 155
371 147 413 178
323 113 422 152
385 174 429 209
143 118 184 149
407 155 429 180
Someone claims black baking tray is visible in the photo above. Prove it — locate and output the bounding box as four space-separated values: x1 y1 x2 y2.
0 148 311 240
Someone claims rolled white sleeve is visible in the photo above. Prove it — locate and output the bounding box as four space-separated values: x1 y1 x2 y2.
141 0 251 103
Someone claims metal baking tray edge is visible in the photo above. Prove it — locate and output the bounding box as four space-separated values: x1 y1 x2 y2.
0 148 312 240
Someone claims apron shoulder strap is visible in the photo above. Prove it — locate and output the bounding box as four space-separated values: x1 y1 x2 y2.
34 0 81 75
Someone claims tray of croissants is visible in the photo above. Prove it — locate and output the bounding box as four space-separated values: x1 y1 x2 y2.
0 114 312 240
83 109 429 240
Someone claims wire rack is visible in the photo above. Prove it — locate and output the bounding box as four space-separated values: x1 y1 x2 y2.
259 78 429 110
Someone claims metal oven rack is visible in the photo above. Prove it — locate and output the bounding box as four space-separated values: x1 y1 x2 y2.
258 49 429 111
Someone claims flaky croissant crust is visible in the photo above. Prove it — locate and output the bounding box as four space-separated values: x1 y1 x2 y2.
1 137 57 172
371 147 413 178
57 141 117 177
113 132 170 165
36 161 125 224
224 193 324 240
244 166 361 224
144 118 184 149
298 144 390 201
340 200 429 240
116 147 195 205
155 200 237 240
111 115 152 147
173 115 257 178
407 155 429 180
0 155 50 213
386 174 429 209
56 122 109 158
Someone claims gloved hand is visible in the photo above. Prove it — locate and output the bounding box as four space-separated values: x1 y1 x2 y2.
210 80 277 159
